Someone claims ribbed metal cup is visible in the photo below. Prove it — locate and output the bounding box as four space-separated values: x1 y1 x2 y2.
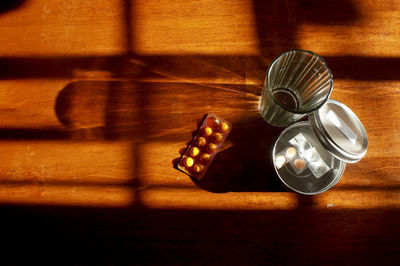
259 50 333 127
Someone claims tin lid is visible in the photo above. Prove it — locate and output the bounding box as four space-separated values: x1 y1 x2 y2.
309 99 368 163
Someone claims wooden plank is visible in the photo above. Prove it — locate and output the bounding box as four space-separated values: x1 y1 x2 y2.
0 0 398 263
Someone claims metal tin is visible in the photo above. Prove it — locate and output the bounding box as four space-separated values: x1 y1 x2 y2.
272 100 368 194
273 121 346 195
309 99 368 163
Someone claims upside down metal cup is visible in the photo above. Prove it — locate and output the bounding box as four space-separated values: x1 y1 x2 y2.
259 50 333 127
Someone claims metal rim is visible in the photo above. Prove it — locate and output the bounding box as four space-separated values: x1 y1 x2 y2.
309 99 368 163
272 121 346 195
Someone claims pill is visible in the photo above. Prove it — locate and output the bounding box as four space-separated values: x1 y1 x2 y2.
219 122 229 132
197 137 206 146
208 117 220 126
204 127 213 136
185 157 194 167
286 147 297 159
208 143 217 153
200 153 211 163
294 159 306 169
214 133 223 143
275 155 286 169
190 147 200 157
177 113 231 180
193 163 205 173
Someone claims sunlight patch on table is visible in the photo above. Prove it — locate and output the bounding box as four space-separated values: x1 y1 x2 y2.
0 184 134 207
141 189 299 210
0 0 125 56
132 0 259 55
316 190 400 209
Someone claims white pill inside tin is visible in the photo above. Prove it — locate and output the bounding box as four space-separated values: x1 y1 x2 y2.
286 147 297 159
275 155 286 169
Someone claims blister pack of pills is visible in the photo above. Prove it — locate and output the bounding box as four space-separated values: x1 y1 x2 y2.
275 133 330 178
177 114 232 180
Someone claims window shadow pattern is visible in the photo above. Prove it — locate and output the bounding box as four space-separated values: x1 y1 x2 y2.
0 0 399 264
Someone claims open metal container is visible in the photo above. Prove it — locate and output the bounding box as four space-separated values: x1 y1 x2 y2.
272 99 368 195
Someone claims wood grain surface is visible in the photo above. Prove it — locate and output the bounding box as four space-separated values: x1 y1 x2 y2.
0 0 399 264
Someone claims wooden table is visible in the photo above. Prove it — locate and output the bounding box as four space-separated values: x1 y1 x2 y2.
0 0 399 264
